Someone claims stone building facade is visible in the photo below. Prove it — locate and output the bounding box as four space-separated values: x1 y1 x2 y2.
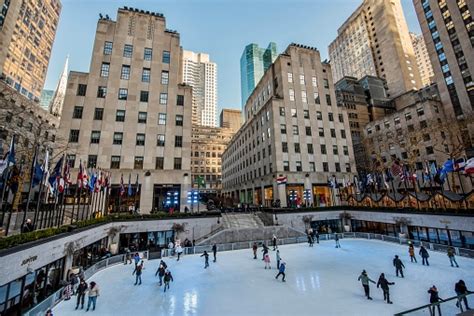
410 32 435 87
58 7 192 213
219 108 242 133
222 44 356 207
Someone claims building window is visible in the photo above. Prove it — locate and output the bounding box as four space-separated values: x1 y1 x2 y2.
113 132 123 145
289 89 295 101
136 134 145 146
158 113 166 125
321 144 327 155
312 76 317 87
323 162 329 172
69 130 79 143
160 93 168 105
175 136 183 147
333 145 338 155
116 110 125 122
90 131 101 144
405 112 412 121
309 162 316 172
138 112 147 123
177 95 184 106
291 109 297 117
303 110 310 119
174 158 182 170
292 126 299 135
176 115 183 126
316 111 322 120
157 134 165 147
280 124 287 134
326 94 332 106
142 68 151 82
330 129 336 138
305 126 312 136
87 155 97 168
296 161 302 171
323 79 329 88
144 47 153 61
123 44 133 58
338 113 343 123
134 156 144 169
302 91 307 103
163 51 171 63
345 163 351 173
294 143 300 153
318 127 324 137
66 154 76 168
118 88 128 100
100 63 110 78
343 146 349 155
77 84 87 96
72 106 83 119
97 86 107 98
307 143 314 154
341 130 346 139
94 108 104 120
299 74 305 85
104 41 113 55
279 107 285 116
155 157 164 169
335 162 341 172
314 92 320 104
328 113 333 121
283 161 290 171
110 156 121 169
161 71 169 85
288 73 293 83
426 146 434 155
121 65 131 80
140 91 149 102
282 142 288 153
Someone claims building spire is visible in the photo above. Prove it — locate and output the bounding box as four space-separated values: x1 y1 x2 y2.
50 55 69 117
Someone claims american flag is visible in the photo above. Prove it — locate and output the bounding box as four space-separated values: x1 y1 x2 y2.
119 174 125 196
77 161 84 189
391 160 404 180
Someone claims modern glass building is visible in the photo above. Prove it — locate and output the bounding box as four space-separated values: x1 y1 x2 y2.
240 42 277 112
39 89 54 112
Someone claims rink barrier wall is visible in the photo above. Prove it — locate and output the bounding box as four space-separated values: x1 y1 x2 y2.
394 292 474 315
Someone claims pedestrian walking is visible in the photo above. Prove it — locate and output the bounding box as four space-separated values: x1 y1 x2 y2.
176 245 183 261
264 253 271 269
132 261 144 285
377 273 395 304
315 231 320 244
276 250 281 269
428 285 443 316
275 262 286 282
262 243 269 260
252 242 258 259
124 248 132 265
212 244 217 262
86 281 99 312
408 243 417 263
455 280 471 311
419 246 430 266
358 270 376 300
155 262 166 286
75 279 88 310
163 270 173 292
335 234 341 248
447 246 459 268
201 251 210 269
393 255 405 278
272 235 278 251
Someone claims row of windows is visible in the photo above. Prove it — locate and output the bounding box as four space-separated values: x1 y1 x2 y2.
279 107 343 122
72 107 183 125
72 154 181 170
281 142 349 156
69 130 184 147
280 124 346 138
103 41 169 63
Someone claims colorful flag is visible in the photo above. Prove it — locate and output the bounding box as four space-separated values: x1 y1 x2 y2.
119 174 125 197
127 173 132 196
77 161 84 188
276 176 287 185
88 171 97 192
453 158 466 172
135 174 139 195
391 160 404 179
32 154 44 188
48 155 63 190
465 158 474 175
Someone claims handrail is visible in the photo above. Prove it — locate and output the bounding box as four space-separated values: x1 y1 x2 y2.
394 292 474 315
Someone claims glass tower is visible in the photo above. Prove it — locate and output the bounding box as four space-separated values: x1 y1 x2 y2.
240 42 277 109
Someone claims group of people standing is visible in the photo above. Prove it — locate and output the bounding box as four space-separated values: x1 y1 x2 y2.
63 274 100 312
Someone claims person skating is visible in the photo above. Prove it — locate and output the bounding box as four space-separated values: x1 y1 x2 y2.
315 231 320 244
252 242 258 259
408 243 417 263
86 281 99 312
307 234 314 247
447 246 459 268
132 261 144 285
75 279 88 310
275 262 286 282
262 243 269 260
212 244 217 262
428 285 444 316
335 234 341 248
176 244 183 261
393 255 405 278
264 253 271 269
133 253 141 266
455 280 471 310
272 235 278 251
124 248 132 265
276 250 281 269
358 270 376 300
201 251 210 269
419 246 430 266
163 270 173 292
377 273 395 304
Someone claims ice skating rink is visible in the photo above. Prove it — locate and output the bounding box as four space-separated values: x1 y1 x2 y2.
53 239 474 316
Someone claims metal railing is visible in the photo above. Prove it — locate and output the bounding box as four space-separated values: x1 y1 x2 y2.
394 292 474 315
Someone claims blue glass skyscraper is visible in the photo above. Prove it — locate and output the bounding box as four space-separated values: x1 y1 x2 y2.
240 42 278 109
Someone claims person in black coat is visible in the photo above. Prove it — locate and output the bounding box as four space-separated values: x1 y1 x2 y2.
261 244 269 260
428 285 443 316
212 244 217 262
163 270 173 292
75 279 88 310
201 251 209 269
419 246 430 266
377 273 394 304
155 264 166 286
393 255 405 278
455 280 471 310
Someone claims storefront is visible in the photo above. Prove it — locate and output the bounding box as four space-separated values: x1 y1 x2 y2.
286 184 304 208
72 237 109 271
264 186 273 207
119 230 174 253
254 187 263 206
0 257 65 316
408 226 474 249
310 219 342 234
312 185 332 207
351 219 398 237
153 184 181 212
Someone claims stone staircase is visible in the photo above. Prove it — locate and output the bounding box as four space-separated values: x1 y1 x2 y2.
221 213 264 229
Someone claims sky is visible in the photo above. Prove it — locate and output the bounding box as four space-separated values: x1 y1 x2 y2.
45 0 422 113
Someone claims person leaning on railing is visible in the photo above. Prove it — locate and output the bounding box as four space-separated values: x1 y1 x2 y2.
428 285 444 316
455 280 471 311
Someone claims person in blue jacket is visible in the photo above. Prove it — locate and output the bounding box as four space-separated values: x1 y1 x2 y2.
275 261 286 282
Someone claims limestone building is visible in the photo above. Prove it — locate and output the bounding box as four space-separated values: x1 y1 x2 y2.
219 108 242 133
0 0 61 101
410 32 435 87
222 44 356 208
329 0 421 98
181 50 217 127
58 7 192 213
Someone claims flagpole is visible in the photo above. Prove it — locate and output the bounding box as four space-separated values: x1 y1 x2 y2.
426 161 437 209
0 168 12 226
22 145 39 229
33 169 47 227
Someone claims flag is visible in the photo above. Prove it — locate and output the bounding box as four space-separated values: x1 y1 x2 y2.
63 159 71 185
127 173 132 196
77 161 84 188
195 175 205 188
391 160 404 179
0 136 16 176
48 155 63 189
383 169 391 189
8 165 20 194
58 177 65 193
430 162 438 177
32 154 44 188
119 174 125 197
465 158 474 175
135 174 139 195
453 158 466 172
0 153 8 176
276 176 287 185
88 171 97 192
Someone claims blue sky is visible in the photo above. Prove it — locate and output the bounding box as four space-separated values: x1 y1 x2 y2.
45 0 421 112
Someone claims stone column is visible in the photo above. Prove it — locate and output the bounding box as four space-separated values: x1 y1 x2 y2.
277 183 287 208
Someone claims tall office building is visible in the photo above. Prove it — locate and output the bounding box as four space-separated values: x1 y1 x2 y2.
410 32 435 87
182 50 217 127
39 89 54 111
329 0 422 98
219 108 242 133
240 42 277 109
0 0 61 101
58 7 193 213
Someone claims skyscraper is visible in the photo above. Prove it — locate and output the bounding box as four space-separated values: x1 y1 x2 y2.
240 42 277 109
329 0 421 98
39 89 54 111
181 50 217 127
50 55 69 117
410 32 435 87
0 0 61 101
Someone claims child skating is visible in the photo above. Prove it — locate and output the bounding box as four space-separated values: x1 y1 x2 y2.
264 253 271 269
252 242 258 259
275 262 286 282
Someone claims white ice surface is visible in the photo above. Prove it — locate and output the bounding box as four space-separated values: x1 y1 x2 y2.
53 239 474 316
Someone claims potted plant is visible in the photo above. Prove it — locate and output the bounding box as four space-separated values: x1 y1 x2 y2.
339 212 352 232
393 217 411 239
172 222 186 240
302 215 313 232
64 241 80 274
107 226 122 254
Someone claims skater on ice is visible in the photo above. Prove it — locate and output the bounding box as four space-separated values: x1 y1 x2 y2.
252 242 258 259
264 253 271 269
75 278 88 310
408 243 417 263
86 281 100 312
155 262 166 286
335 234 341 248
272 235 278 250
176 244 183 261
163 270 174 292
133 253 141 266
132 261 144 285
377 273 394 304
393 255 405 278
315 231 320 244
447 246 459 268
275 261 286 282
262 243 269 260
201 251 210 269
427 285 444 316
307 233 314 247
358 270 376 300
276 249 281 269
212 244 217 262
124 248 132 264
454 280 471 310
419 246 430 266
